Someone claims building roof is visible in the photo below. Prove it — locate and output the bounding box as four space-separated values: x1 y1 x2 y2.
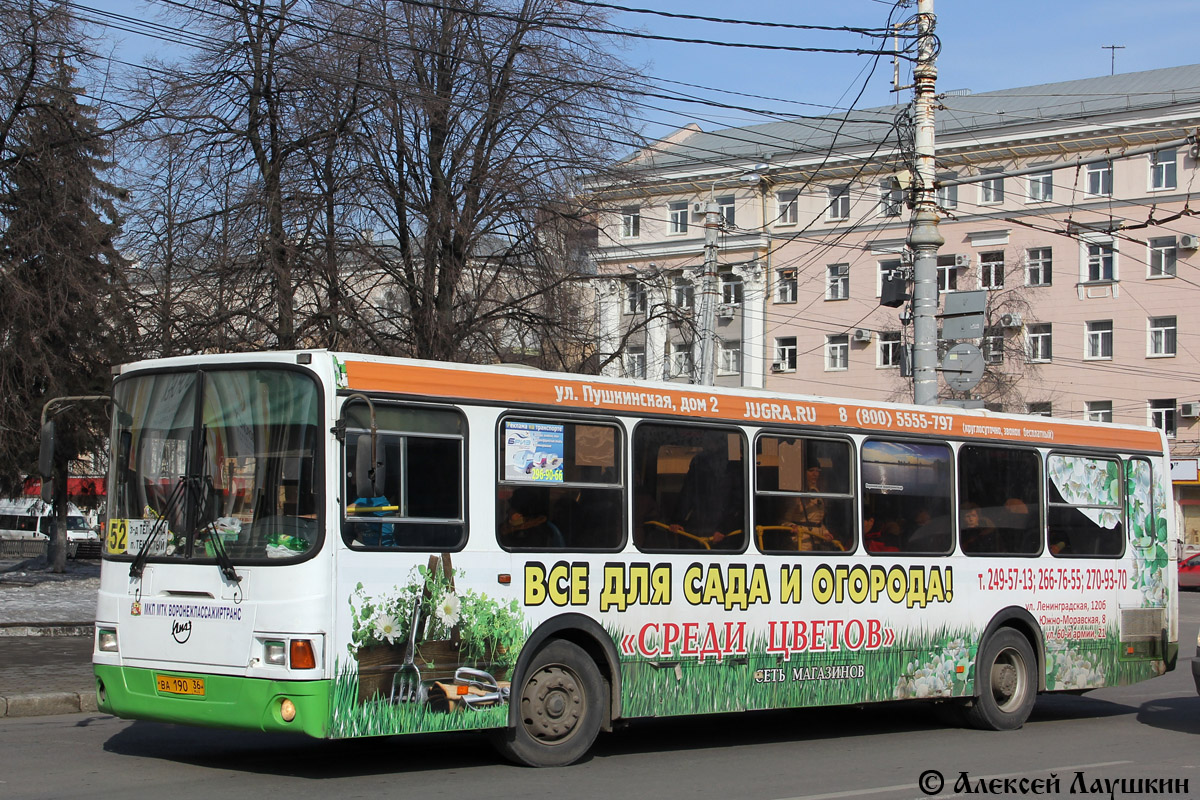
638 63 1200 173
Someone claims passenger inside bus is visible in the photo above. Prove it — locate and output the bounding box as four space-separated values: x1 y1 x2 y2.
778 465 844 551
499 487 564 549
863 513 901 552
959 502 998 552
667 444 743 549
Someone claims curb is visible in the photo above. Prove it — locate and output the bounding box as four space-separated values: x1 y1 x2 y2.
0 622 93 638
0 690 99 718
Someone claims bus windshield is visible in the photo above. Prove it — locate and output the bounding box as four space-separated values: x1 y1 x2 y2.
107 368 322 563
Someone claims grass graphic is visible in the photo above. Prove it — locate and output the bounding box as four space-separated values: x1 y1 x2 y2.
329 657 507 738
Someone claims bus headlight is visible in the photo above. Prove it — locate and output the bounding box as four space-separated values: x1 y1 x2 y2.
264 640 286 666
280 698 297 723
98 628 118 653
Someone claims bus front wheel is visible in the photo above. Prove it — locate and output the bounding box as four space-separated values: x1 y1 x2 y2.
495 640 605 767
965 628 1037 731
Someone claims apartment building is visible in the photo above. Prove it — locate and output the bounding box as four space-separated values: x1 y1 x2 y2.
589 64 1200 543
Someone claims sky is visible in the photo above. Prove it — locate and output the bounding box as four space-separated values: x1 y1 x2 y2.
82 0 1200 147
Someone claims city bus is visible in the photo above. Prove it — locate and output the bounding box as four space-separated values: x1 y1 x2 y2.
78 350 1177 766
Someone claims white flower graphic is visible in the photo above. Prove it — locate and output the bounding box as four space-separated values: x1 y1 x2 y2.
436 593 461 627
374 612 402 644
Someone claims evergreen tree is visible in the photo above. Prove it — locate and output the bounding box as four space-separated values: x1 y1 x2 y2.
0 48 127 570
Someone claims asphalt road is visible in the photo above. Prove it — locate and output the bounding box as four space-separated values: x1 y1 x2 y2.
3 594 1199 799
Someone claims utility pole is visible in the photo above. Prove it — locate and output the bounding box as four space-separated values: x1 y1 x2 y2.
908 0 943 406
697 199 720 385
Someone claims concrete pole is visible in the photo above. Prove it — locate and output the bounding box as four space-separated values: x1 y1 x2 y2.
697 200 720 385
908 0 943 406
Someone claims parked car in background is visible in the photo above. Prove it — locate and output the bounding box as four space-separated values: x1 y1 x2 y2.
0 498 99 557
1179 553 1200 590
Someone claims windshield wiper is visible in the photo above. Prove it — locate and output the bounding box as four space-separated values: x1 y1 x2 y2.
129 478 187 579
198 477 241 584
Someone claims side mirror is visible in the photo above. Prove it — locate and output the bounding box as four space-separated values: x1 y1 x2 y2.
41 478 54 504
355 434 384 498
38 420 56 478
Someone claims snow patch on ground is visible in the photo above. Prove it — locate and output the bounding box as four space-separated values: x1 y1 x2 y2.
0 558 99 624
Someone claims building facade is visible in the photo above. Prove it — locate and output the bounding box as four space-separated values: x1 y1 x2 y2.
589 64 1200 546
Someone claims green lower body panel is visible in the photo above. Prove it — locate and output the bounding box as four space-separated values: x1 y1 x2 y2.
94 664 331 738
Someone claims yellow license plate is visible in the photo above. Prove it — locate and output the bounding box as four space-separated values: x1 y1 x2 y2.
155 674 205 696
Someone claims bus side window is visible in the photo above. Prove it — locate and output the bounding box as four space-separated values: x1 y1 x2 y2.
958 446 1042 556
342 405 466 552
632 423 746 553
861 439 953 555
754 435 854 554
497 419 624 552
1046 454 1124 557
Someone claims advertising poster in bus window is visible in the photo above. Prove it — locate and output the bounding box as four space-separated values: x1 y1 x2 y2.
503 421 564 483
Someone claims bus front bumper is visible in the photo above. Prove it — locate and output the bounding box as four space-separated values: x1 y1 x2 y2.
94 664 330 738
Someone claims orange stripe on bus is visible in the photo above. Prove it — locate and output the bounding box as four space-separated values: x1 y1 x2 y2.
344 361 1164 453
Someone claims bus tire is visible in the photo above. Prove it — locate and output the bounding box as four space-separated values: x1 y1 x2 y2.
495 639 605 767
965 628 1037 731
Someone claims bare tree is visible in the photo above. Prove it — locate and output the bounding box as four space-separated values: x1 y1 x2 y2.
351 0 639 362
138 0 365 350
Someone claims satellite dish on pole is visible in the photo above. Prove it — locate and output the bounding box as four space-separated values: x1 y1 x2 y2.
942 343 984 391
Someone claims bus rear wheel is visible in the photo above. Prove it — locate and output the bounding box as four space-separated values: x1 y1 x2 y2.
495 640 605 767
965 628 1037 731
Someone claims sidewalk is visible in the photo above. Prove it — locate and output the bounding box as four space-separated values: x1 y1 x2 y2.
0 556 100 718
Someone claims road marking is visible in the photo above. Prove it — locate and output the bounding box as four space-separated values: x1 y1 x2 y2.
771 761 1135 800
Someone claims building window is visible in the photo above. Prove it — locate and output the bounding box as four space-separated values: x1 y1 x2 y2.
1150 399 1177 437
1026 247 1052 286
1149 237 1177 278
776 268 797 303
1027 170 1053 202
670 342 693 379
717 195 736 227
625 280 646 315
668 202 688 235
626 347 646 379
776 190 798 225
1151 149 1177 191
983 330 1004 365
979 173 1004 205
936 174 958 209
825 334 849 371
720 274 743 305
1147 400 1176 438
621 207 640 238
1086 401 1113 423
1148 316 1177 357
877 258 902 298
774 337 797 371
1027 323 1052 362
1085 242 1115 282
1028 402 1052 417
718 340 741 375
980 251 1005 289
1086 162 1112 197
826 264 849 300
878 180 903 217
936 255 959 292
878 331 902 369
826 185 850 221
1085 320 1113 360
673 278 694 311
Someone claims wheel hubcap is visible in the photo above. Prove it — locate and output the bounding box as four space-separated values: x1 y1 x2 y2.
521 665 584 744
991 648 1026 711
